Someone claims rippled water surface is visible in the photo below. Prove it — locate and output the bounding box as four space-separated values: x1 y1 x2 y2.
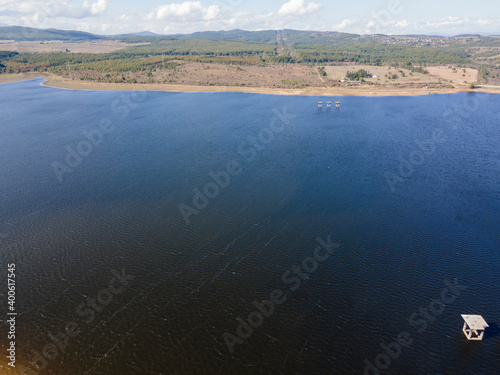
0 78 499 375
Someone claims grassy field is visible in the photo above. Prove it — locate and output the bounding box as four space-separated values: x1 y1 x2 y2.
324 64 479 86
426 66 479 84
0 73 28 83
70 61 324 88
0 40 149 53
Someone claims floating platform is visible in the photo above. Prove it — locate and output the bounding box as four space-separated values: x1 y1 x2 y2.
461 314 489 340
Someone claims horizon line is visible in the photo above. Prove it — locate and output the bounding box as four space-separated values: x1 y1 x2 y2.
1 25 500 38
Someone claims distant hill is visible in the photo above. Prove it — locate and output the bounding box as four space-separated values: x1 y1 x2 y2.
118 31 164 38
454 34 482 37
402 34 447 38
172 29 281 43
0 26 361 44
0 26 104 41
1 26 498 47
171 29 361 44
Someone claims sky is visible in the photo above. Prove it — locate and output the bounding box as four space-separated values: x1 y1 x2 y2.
0 0 499 36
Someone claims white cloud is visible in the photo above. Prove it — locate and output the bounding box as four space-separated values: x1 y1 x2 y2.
278 0 322 17
87 0 108 15
332 18 357 31
0 0 110 19
58 0 111 18
147 1 221 22
477 19 493 26
395 19 410 27
2 0 499 36
425 16 466 28
119 14 132 21
421 17 497 30
328 14 500 35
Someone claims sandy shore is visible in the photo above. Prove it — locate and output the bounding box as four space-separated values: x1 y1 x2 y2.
0 73 31 84
2 73 499 96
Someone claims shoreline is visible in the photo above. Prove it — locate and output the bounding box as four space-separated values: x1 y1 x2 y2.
2 73 500 96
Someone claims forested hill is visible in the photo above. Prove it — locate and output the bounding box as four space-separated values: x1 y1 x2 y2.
2 26 500 49
0 26 104 41
1 26 357 43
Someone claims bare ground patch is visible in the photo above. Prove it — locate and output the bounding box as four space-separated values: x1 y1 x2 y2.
323 64 450 89
73 62 325 89
426 66 479 85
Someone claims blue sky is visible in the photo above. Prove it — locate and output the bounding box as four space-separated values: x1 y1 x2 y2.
1 0 499 36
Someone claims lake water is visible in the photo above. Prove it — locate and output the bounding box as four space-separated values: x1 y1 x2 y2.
0 78 499 375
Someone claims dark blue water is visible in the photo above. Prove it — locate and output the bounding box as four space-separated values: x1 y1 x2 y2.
0 78 499 375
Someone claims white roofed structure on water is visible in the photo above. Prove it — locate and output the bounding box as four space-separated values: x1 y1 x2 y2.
461 315 489 340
